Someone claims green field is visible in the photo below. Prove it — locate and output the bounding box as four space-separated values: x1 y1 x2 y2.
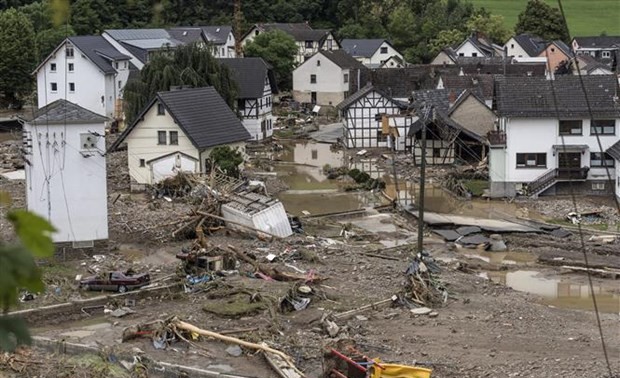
469 0 620 37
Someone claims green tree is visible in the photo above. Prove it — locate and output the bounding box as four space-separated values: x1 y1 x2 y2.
0 8 36 104
123 43 238 124
244 30 297 90
466 13 510 44
209 146 244 178
515 0 569 41
35 25 75 62
0 193 55 351
70 0 102 35
429 29 466 55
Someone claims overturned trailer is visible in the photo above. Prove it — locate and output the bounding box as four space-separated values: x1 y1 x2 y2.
221 190 293 238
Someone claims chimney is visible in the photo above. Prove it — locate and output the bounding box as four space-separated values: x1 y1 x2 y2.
448 90 457 107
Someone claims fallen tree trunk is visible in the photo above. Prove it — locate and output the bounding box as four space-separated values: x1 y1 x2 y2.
171 319 303 376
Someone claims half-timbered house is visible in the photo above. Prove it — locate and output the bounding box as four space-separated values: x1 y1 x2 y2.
337 84 415 150
219 57 277 141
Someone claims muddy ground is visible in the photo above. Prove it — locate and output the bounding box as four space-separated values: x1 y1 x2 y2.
0 137 619 377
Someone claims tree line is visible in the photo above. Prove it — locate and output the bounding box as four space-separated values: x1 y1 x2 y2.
0 0 570 106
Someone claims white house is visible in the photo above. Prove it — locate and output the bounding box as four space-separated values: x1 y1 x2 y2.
219 57 277 140
102 29 183 69
504 34 546 58
241 23 339 63
340 39 404 68
571 36 620 60
109 87 251 186
606 141 620 201
33 36 131 121
168 26 236 58
24 100 109 244
453 33 501 58
337 84 414 150
490 75 620 198
292 50 366 106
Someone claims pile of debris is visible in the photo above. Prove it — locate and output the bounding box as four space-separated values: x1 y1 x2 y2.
526 198 620 225
401 251 447 309
0 139 23 171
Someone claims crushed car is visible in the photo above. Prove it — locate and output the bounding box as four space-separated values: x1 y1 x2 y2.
79 270 151 293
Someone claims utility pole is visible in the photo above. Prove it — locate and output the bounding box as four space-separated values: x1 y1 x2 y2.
416 105 431 254
234 0 243 56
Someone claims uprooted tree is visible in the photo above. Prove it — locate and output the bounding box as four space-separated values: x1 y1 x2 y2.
0 192 55 351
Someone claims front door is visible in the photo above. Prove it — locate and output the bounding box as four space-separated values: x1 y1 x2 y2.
260 119 266 140
311 92 317 105
558 152 581 178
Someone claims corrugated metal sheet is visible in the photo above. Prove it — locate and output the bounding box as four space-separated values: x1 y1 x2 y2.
221 200 292 238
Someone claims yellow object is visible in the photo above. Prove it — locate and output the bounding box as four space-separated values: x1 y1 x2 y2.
369 361 432 378
381 115 390 134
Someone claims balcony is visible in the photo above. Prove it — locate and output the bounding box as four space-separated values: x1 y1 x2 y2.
487 130 506 146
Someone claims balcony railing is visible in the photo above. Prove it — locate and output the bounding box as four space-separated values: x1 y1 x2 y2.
487 130 506 146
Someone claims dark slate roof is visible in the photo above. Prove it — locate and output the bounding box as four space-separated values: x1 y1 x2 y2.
573 36 620 49
105 29 171 41
341 39 387 58
336 83 408 110
30 99 108 124
607 140 620 161
410 89 457 112
68 36 129 74
549 40 572 57
112 87 250 151
319 50 366 69
201 26 232 44
459 61 546 76
359 66 461 98
512 34 546 56
440 75 494 101
257 23 330 42
218 57 274 98
168 28 204 44
120 41 148 63
495 75 620 118
457 34 496 57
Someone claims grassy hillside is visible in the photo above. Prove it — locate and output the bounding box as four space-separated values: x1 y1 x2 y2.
469 0 620 37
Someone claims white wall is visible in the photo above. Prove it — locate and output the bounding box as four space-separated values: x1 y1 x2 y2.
293 53 348 103
369 42 403 67
455 40 485 57
125 102 200 185
24 121 108 242
430 51 455 65
37 41 108 117
502 118 618 182
505 37 530 57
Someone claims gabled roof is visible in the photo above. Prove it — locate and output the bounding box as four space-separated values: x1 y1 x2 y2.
359 66 461 98
104 29 171 41
218 57 276 98
448 89 488 116
456 34 496 57
511 34 547 57
341 39 391 58
167 28 204 44
201 26 232 44
29 99 108 125
336 83 408 110
250 23 332 42
607 140 620 161
119 41 149 64
543 40 572 57
440 75 494 101
495 75 620 118
168 26 233 45
573 36 620 49
34 36 129 75
111 87 250 151
318 49 366 69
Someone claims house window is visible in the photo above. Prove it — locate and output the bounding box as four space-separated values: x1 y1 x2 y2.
68 82 75 92
237 99 245 110
157 131 167 145
68 63 74 72
374 113 386 121
516 153 546 168
590 152 614 168
50 82 58 92
343 73 349 83
592 182 605 191
139 159 145 167
118 80 122 89
591 120 615 135
124 62 127 68
317 60 321 66
472 52 478 57
157 103 165 115
50 63 56 72
115 62 119 69
376 130 387 143
458 53 465 57
169 131 178 145
305 40 313 48
380 46 388 54
559 120 583 135
433 148 441 158
511 44 514 48
66 47 74 58
551 47 555 52
602 51 611 58
310 74 316 84
311 149 318 160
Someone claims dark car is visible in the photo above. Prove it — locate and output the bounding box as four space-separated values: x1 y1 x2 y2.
79 271 151 293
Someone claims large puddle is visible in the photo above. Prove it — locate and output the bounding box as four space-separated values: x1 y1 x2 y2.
480 270 620 314
268 140 542 218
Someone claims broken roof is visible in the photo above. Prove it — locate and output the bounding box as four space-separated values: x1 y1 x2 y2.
495 75 620 118
112 87 250 151
341 39 391 58
440 75 494 101
218 57 276 98
30 99 108 125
